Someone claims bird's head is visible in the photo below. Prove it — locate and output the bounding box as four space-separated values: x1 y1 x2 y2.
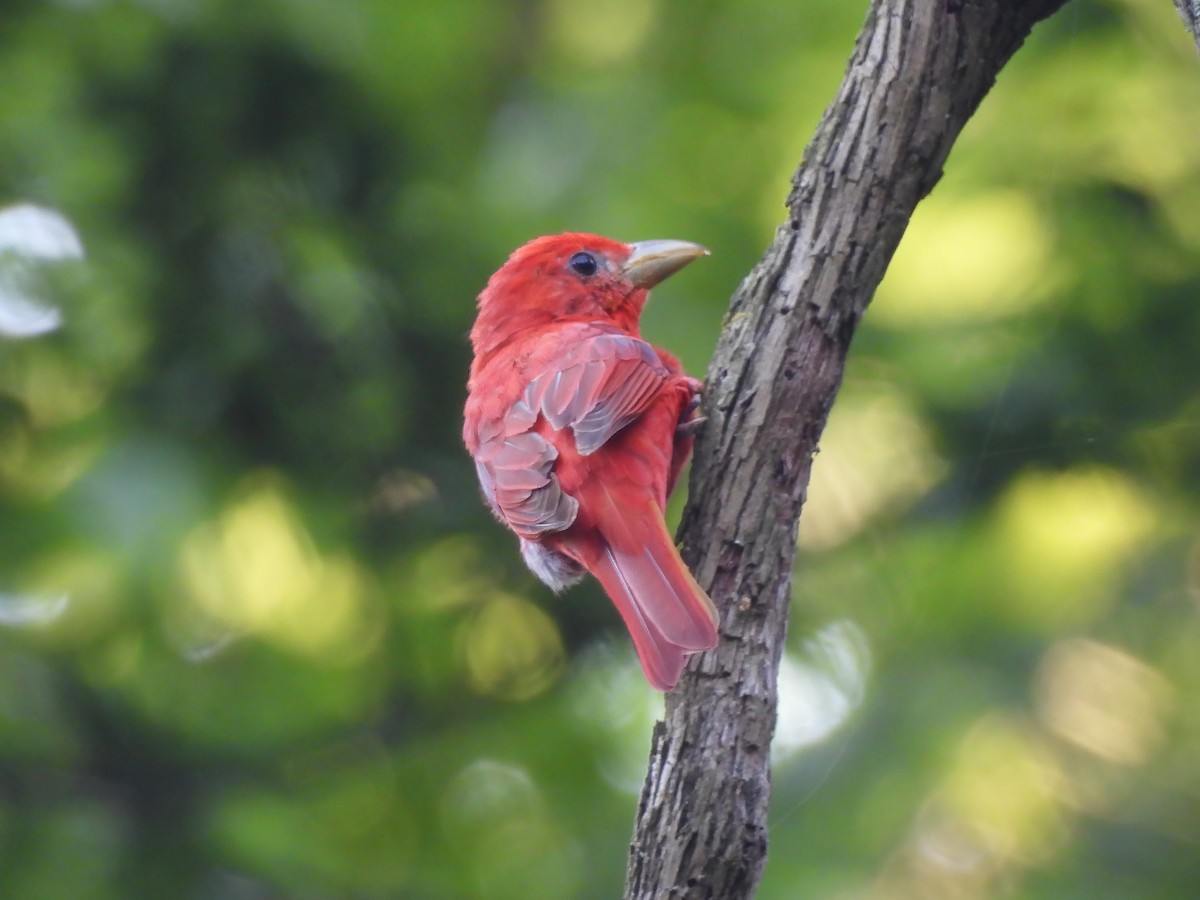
470 232 708 360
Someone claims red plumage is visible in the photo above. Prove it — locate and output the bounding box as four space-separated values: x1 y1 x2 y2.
463 233 719 690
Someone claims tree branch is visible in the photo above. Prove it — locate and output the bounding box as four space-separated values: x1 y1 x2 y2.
624 1 1069 897
1174 0 1200 51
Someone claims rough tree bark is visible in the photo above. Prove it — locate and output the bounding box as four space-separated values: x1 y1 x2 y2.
623 1 1072 898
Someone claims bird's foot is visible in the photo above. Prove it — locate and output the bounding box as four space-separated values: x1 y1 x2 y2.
682 377 704 414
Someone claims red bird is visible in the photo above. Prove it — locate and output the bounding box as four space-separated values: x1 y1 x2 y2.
463 233 720 690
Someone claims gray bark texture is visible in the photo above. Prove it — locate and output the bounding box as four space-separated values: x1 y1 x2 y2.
1175 0 1200 51
623 1 1070 898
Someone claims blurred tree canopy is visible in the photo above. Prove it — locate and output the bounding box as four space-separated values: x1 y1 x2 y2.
0 0 1198 897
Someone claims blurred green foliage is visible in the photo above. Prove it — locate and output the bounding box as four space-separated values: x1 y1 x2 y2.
0 0 1198 897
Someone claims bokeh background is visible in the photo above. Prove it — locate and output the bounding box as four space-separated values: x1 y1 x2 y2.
1 0 1198 897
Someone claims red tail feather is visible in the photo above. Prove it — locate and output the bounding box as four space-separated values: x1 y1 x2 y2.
588 516 718 690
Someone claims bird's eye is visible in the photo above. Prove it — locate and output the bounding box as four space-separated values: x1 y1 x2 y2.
568 251 599 277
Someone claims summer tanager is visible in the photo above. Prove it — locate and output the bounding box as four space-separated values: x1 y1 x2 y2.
463 233 720 690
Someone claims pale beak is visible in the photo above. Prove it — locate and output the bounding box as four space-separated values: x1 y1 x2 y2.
620 239 710 289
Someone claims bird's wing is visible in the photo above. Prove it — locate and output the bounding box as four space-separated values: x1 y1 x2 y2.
525 332 668 455
471 331 670 538
469 329 719 689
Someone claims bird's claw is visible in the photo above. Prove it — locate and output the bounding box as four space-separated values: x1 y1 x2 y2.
676 415 708 438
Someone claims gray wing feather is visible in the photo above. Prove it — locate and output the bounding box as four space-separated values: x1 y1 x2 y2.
476 430 579 537
535 335 667 455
